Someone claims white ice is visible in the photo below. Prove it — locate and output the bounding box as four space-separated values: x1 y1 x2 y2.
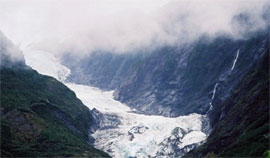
22 45 70 82
22 46 208 158
66 83 131 113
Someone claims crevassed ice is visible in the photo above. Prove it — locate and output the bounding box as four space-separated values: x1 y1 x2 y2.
22 46 208 158
66 83 207 158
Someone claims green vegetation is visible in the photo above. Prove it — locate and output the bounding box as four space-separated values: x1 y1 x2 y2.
1 66 110 157
266 150 270 158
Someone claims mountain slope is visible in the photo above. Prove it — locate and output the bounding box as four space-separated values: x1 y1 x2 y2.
63 31 268 117
0 32 109 157
184 42 269 157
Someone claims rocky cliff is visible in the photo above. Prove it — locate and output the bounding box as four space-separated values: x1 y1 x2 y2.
184 38 269 157
63 31 268 117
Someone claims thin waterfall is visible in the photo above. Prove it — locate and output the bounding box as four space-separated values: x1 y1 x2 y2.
231 49 240 71
207 83 218 114
207 49 240 115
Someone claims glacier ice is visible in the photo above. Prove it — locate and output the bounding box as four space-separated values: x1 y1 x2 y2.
67 83 208 158
22 46 209 158
22 45 70 82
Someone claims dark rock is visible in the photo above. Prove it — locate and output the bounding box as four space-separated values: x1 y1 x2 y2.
62 31 268 117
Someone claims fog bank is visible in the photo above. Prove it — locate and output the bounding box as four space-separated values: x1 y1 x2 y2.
0 0 268 56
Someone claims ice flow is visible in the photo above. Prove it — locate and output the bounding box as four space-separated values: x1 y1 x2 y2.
66 83 208 158
22 46 209 158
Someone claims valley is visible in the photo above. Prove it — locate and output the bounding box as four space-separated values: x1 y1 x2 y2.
20 29 269 157
1 1 269 156
22 45 210 158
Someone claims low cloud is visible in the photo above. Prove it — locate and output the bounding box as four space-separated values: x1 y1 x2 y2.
0 0 268 56
0 31 24 63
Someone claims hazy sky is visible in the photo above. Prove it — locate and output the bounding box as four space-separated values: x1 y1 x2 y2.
0 0 268 55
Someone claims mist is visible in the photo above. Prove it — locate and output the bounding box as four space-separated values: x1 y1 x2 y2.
0 31 24 63
0 0 268 56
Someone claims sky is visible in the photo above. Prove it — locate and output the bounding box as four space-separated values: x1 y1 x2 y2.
0 0 268 56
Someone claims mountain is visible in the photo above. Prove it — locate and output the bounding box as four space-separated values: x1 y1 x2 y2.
61 30 269 157
63 31 268 117
0 32 109 157
184 41 269 157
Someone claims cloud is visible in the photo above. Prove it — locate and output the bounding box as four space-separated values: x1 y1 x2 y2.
0 31 24 63
0 0 268 56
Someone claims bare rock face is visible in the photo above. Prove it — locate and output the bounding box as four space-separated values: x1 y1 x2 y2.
63 31 268 117
184 40 269 157
89 108 121 132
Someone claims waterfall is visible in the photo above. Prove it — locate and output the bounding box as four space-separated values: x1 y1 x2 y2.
207 49 240 115
207 83 218 114
231 49 240 71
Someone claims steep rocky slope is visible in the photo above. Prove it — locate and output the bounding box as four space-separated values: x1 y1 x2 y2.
0 32 109 157
63 51 146 90
63 31 268 117
61 30 269 157
184 40 269 157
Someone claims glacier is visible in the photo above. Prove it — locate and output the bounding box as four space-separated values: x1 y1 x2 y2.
22 46 209 158
66 83 208 157
22 45 71 82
